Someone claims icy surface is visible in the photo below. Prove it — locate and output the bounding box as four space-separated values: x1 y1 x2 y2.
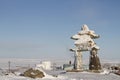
60 72 120 80
0 58 120 80
0 72 120 80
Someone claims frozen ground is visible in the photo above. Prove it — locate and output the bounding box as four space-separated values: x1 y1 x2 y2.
0 72 120 80
0 58 119 80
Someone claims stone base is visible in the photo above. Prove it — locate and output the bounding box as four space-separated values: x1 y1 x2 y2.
66 69 83 72
66 69 102 73
87 70 102 73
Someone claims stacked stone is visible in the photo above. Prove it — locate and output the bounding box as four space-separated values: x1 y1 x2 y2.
70 24 101 71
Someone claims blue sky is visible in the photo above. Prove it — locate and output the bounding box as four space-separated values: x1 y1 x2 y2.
0 0 120 61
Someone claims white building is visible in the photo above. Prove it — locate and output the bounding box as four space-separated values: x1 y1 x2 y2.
36 61 52 70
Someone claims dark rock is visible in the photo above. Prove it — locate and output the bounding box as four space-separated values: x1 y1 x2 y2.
23 68 45 78
89 48 101 70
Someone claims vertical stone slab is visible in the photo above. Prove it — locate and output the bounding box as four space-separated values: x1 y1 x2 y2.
89 48 101 70
74 47 83 70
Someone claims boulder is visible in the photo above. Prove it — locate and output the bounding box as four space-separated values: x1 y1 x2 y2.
23 68 45 78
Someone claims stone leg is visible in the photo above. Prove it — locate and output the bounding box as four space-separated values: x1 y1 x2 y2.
89 48 101 70
74 49 82 70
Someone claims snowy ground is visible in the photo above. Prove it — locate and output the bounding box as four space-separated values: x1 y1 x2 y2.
0 58 119 80
0 72 120 80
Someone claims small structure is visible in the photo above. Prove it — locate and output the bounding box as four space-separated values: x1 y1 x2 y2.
70 24 101 71
36 61 52 70
63 62 74 71
63 64 73 70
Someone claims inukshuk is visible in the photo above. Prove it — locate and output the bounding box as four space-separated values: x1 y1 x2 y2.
70 24 101 70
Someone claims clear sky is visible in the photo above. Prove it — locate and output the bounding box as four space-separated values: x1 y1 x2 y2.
0 0 120 61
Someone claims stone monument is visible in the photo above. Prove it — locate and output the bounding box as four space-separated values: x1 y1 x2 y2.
70 24 101 70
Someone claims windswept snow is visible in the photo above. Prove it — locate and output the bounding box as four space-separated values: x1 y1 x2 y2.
0 72 120 80
0 58 119 80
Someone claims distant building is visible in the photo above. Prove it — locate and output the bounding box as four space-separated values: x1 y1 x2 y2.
63 64 73 70
36 61 52 70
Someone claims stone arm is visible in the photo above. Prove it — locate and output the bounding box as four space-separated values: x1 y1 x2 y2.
71 34 80 40
78 30 100 39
